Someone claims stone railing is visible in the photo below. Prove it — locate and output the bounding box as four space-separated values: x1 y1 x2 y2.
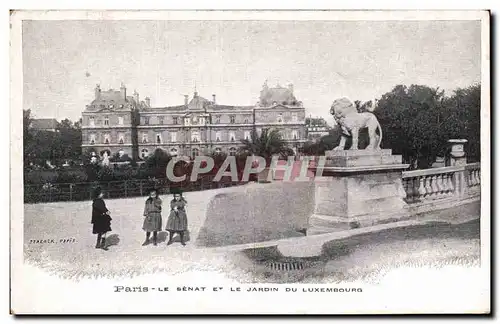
402 163 481 204
465 162 481 190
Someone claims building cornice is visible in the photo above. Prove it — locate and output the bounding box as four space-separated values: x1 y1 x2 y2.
254 122 305 127
137 123 255 129
82 143 134 147
82 125 133 130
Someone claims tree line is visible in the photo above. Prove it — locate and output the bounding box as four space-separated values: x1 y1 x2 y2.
23 110 83 168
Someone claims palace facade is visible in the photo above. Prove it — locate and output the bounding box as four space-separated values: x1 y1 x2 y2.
81 81 307 160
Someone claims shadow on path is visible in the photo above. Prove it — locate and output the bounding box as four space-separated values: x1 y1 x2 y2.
105 234 120 247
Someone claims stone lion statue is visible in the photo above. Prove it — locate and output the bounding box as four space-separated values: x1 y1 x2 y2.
330 97 383 150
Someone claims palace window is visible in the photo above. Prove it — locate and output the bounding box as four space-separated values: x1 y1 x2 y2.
230 115 236 124
244 131 251 140
191 131 200 143
89 133 96 145
229 131 236 142
118 116 124 125
104 133 110 144
89 116 95 127
170 132 177 143
292 130 298 140
141 149 149 159
277 113 283 123
215 131 221 142
244 118 249 124
229 147 237 156
118 133 125 144
142 133 148 143
156 133 162 144
215 115 221 124
173 117 179 125
158 116 164 125
144 117 150 125
257 128 262 136
292 113 298 122
104 116 109 126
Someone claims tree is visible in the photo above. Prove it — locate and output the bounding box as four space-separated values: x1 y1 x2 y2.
439 84 481 162
23 110 34 165
239 128 294 165
23 112 83 167
144 148 172 178
375 84 479 169
56 119 82 163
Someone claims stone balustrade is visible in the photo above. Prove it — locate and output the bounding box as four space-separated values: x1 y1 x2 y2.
465 162 481 189
402 163 481 204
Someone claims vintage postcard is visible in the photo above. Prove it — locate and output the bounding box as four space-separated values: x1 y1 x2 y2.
10 10 490 314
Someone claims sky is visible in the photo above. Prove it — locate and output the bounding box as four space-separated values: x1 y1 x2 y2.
22 20 481 123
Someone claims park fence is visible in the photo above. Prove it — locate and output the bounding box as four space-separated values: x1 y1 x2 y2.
24 176 248 204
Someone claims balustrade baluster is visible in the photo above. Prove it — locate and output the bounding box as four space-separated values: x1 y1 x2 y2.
418 176 427 200
435 174 443 198
436 174 444 198
474 169 480 186
424 176 433 199
429 175 438 199
448 172 455 195
413 177 420 202
469 170 475 186
440 174 447 197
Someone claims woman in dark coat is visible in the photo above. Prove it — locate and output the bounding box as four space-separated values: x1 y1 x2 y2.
91 187 112 250
142 188 162 246
165 193 188 246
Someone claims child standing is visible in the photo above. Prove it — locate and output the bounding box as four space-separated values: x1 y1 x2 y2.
142 188 163 246
166 192 188 246
91 187 112 250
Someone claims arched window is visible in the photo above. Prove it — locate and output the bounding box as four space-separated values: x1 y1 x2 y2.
100 149 111 157
229 147 237 156
141 149 149 159
170 148 178 156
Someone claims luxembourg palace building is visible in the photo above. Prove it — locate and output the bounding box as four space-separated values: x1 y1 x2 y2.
81 81 307 160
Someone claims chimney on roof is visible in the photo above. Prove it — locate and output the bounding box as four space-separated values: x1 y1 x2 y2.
120 82 127 100
145 97 151 107
184 95 189 105
134 90 139 103
95 84 101 100
212 94 216 104
288 83 294 93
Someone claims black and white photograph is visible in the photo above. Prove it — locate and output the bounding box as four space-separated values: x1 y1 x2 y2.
10 10 490 314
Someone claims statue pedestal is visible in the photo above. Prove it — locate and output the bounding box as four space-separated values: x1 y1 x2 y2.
307 149 410 235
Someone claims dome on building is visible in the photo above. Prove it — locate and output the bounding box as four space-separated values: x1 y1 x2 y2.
259 81 298 107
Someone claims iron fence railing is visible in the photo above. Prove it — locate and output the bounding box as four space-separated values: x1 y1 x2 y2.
24 176 247 204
